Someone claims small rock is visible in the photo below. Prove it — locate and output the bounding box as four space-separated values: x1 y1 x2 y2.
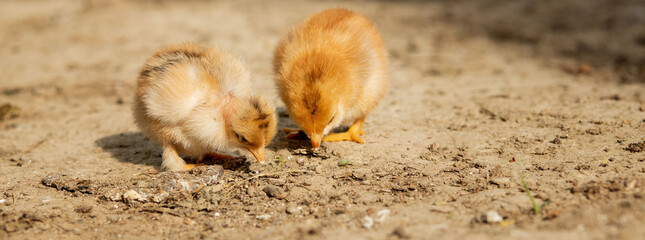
107 215 120 222
41 196 52 204
545 210 560 220
74 205 93 213
4 222 19 232
585 128 602 135
490 178 511 187
361 216 374 229
151 191 169 203
296 157 306 165
374 209 390 223
286 206 301 215
0 103 21 121
392 226 411 238
41 174 63 189
352 170 368 181
484 210 503 223
267 178 286 186
263 185 285 198
293 148 308 155
256 214 271 220
453 162 469 170
123 190 144 202
134 181 150 188
104 189 123 201
626 141 645 153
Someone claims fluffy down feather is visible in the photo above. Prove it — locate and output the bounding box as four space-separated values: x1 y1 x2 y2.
134 43 277 171
274 8 388 148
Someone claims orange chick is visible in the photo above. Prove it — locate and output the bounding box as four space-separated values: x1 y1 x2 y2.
273 8 388 149
133 43 277 171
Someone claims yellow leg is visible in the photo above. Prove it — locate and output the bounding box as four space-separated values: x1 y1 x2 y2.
283 128 306 139
283 128 300 133
323 118 365 144
184 163 204 170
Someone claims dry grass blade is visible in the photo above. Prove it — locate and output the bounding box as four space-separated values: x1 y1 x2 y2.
521 172 549 215
222 169 309 195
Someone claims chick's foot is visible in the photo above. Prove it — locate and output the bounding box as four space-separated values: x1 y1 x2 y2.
184 163 205 170
323 118 365 144
283 128 308 139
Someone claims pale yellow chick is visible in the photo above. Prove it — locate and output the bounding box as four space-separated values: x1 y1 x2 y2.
133 43 277 171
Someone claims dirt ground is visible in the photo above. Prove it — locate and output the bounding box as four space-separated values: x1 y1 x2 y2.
1 0 645 239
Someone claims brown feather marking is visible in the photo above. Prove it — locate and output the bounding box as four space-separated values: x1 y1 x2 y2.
140 69 151 78
250 97 262 112
307 66 323 82
151 58 181 74
168 50 203 59
249 97 271 121
303 88 320 115
251 97 270 120
255 113 269 121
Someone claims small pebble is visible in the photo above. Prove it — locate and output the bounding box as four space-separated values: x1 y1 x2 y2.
263 185 284 198
123 190 144 202
286 206 300 215
490 178 511 187
485 210 503 223
107 215 120 222
374 209 390 223
296 157 305 165
361 216 374 229
392 226 411 238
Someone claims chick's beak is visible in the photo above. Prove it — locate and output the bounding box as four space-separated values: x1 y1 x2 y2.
310 133 322 150
248 147 265 164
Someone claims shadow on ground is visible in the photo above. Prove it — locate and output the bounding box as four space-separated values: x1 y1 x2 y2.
95 133 254 171
444 0 645 82
95 132 163 169
377 0 645 82
93 108 326 171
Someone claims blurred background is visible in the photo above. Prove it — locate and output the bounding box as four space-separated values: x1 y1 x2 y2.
1 0 644 93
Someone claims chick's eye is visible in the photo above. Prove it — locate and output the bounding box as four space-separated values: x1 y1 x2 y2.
235 132 248 143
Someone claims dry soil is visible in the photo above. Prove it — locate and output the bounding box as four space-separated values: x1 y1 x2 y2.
1 0 645 239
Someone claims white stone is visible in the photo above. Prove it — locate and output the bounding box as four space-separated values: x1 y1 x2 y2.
485 210 503 223
123 190 144 202
361 216 374 229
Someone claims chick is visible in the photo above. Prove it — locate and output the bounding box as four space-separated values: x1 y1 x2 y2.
133 43 277 171
273 8 388 149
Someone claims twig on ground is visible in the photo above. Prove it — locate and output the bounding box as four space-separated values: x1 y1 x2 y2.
223 169 308 194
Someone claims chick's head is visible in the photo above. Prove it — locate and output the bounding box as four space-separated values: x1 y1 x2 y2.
281 76 348 149
224 96 277 164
